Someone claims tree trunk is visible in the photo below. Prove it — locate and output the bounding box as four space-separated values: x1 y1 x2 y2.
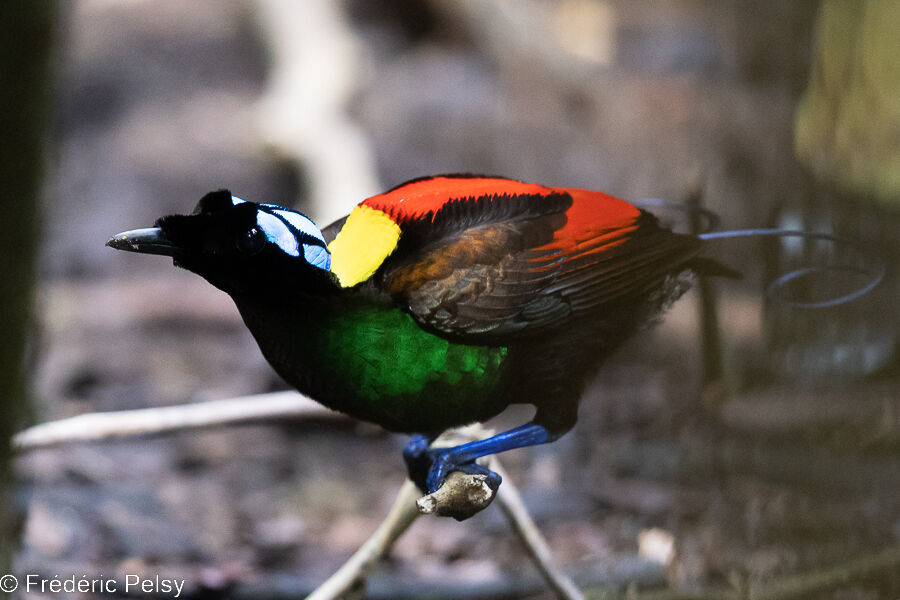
0 0 57 576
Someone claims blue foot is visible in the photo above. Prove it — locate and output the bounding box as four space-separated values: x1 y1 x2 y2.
404 423 551 494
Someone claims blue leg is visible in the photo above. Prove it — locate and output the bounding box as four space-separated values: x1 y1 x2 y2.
403 434 435 492
424 422 550 493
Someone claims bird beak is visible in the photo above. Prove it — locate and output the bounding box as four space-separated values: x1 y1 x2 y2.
106 227 181 256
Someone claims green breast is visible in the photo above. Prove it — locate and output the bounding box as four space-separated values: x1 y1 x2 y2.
239 296 511 433
314 303 509 432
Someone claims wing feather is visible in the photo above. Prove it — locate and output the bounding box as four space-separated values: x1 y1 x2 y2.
329 175 705 343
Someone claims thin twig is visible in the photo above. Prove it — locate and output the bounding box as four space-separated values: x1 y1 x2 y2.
15 402 583 599
12 391 336 451
492 458 585 600
307 480 421 600
309 426 582 599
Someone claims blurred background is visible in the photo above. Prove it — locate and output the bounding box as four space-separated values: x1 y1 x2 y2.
4 0 900 598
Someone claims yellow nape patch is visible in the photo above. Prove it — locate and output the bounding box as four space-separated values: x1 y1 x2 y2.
328 205 402 287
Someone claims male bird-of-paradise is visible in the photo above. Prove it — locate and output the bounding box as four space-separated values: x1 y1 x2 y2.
107 174 875 508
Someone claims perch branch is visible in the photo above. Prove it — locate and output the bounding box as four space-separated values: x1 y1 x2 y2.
15 403 582 599
492 458 585 600
413 425 501 521
12 391 336 451
310 425 582 599
307 480 422 600
415 470 497 520
414 428 583 598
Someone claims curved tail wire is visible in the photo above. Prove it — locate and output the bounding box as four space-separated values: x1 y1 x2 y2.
637 198 885 308
698 228 885 309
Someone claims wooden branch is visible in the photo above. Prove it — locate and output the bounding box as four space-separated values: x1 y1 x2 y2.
12 391 338 451
310 425 582 599
411 425 583 597
310 459 584 600
15 402 583 599
492 459 585 600
415 470 497 520
411 425 500 521
307 480 421 600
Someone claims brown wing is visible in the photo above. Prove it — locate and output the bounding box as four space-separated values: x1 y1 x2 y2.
375 197 702 342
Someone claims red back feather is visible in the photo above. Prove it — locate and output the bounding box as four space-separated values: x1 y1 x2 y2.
362 175 640 235
362 175 552 223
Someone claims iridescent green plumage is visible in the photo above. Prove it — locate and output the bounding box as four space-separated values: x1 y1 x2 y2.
235 294 510 434
320 304 508 401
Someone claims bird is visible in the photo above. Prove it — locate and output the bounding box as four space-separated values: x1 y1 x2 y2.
107 174 737 500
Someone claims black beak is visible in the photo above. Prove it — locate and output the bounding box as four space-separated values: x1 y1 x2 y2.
106 227 181 256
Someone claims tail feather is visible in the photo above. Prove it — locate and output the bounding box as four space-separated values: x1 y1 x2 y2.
687 256 742 279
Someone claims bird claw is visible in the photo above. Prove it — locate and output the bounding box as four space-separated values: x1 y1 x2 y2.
403 434 502 495
424 453 502 494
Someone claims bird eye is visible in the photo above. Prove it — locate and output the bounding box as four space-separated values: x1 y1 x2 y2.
236 227 267 255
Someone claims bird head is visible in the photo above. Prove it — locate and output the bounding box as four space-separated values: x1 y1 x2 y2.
107 189 335 296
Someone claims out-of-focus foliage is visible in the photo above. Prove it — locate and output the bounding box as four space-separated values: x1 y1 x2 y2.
795 0 900 204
